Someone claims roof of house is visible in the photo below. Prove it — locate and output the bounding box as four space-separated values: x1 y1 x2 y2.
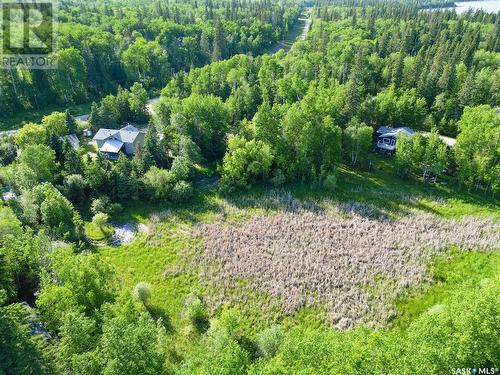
93 128 118 141
121 124 139 132
100 139 124 154
93 125 144 144
377 126 416 138
61 134 80 149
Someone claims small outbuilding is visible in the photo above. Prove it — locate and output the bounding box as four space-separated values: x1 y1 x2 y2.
60 134 80 149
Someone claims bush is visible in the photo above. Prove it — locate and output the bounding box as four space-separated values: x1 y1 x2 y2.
143 167 176 200
0 142 17 166
270 169 286 187
183 294 209 333
132 282 151 305
143 166 194 202
220 136 274 191
172 181 193 202
170 156 191 181
256 325 284 358
92 213 109 230
323 173 337 190
90 196 122 216
63 174 87 205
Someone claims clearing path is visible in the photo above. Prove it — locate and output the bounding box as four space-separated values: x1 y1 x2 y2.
111 223 136 246
268 9 312 54
298 17 312 40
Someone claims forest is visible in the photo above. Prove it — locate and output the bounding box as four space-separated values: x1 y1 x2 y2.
0 0 301 123
0 0 499 374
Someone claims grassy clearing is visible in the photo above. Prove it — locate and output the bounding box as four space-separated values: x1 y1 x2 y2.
85 222 114 242
99 158 498 339
0 102 91 131
394 249 500 329
99 221 203 327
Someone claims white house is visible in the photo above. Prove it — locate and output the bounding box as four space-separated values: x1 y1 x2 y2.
93 124 145 160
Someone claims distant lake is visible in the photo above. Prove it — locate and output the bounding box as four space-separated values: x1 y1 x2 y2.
450 1 500 14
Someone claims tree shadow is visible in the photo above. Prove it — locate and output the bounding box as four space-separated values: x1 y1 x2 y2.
145 304 175 334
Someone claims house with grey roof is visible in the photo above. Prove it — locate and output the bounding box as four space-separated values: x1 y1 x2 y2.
93 124 145 160
375 126 416 154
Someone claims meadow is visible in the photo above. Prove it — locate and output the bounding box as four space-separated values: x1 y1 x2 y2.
99 158 500 339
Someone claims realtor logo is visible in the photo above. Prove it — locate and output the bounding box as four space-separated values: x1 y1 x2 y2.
0 0 57 69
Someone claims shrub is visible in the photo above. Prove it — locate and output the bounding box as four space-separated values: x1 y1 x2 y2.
142 167 175 200
170 156 191 181
323 173 337 190
183 294 209 333
270 169 286 187
132 282 151 305
172 181 194 203
256 325 284 358
92 213 109 230
91 196 122 216
63 174 87 205
220 136 274 191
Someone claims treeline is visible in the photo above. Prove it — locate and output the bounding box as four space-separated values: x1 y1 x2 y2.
147 0 499 194
0 0 302 119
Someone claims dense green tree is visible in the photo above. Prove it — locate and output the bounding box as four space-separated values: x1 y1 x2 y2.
343 119 374 166
0 142 17 166
19 145 58 183
455 105 500 193
62 174 88 206
220 135 274 191
37 247 114 333
19 183 78 238
0 303 52 374
14 123 47 148
128 82 149 123
95 313 167 375
41 112 70 137
175 94 230 160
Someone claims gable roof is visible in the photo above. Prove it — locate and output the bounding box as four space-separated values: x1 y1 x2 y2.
93 125 143 144
100 139 124 153
377 126 416 138
93 128 118 141
121 124 139 132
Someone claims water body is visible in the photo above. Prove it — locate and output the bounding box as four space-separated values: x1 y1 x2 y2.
448 1 500 14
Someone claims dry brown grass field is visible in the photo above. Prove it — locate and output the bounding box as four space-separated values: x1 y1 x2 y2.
192 198 499 329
